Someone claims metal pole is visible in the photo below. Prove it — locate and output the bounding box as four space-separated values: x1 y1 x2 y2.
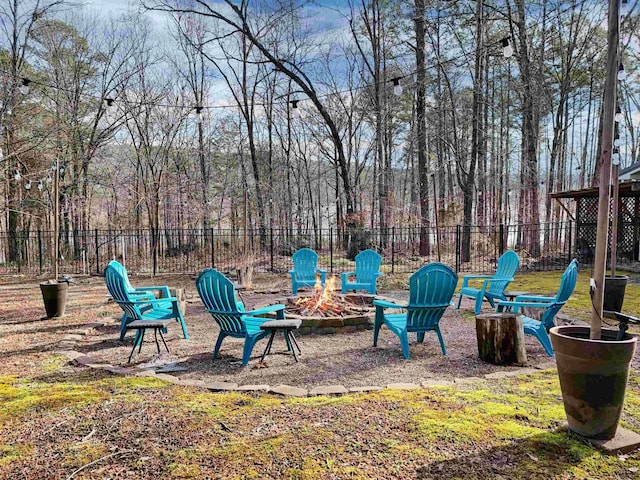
431 173 441 261
391 226 396 274
38 229 42 275
456 225 461 273
611 163 620 277
591 0 620 340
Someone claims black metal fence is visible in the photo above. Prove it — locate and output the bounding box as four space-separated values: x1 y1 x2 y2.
0 222 581 277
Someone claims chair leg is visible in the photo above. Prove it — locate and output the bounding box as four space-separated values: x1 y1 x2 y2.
242 335 261 366
176 309 189 340
133 328 143 347
373 318 382 347
417 332 425 343
535 329 555 357
399 330 410 360
456 293 463 310
435 327 447 356
474 294 484 315
119 313 129 341
213 332 227 359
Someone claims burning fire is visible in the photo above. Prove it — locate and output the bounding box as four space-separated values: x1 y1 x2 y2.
296 275 340 316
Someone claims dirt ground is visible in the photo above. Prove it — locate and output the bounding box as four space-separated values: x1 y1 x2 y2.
2 273 559 389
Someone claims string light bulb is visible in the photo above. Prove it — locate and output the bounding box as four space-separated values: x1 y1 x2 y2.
392 77 403 96
501 37 513 59
38 180 44 191
615 105 623 123
18 78 31 95
618 63 627 81
104 98 115 110
291 100 299 117
24 180 31 190
194 106 204 123
14 170 21 181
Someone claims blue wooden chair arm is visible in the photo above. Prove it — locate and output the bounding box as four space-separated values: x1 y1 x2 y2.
496 299 553 312
514 294 555 302
318 269 327 283
479 277 514 292
461 275 492 288
135 297 178 306
341 271 356 279
247 304 286 319
373 299 407 309
288 269 295 275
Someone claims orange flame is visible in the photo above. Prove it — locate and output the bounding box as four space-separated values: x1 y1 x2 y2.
296 276 338 315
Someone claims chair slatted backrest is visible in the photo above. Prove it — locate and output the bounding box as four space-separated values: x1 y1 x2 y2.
541 259 579 329
292 248 319 282
487 250 520 295
355 250 382 283
108 260 137 293
196 269 246 335
104 264 143 321
406 263 458 331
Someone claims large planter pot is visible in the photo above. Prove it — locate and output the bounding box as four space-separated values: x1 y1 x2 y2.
40 280 69 318
550 325 636 439
603 275 628 313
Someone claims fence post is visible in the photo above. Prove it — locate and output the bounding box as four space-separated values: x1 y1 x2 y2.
270 227 274 272
153 232 158 276
455 225 461 273
499 223 505 254
568 221 573 262
391 226 395 274
37 229 43 275
330 227 334 273
210 228 215 268
94 229 99 274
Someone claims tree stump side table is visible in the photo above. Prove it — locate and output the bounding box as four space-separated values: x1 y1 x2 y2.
475 312 527 365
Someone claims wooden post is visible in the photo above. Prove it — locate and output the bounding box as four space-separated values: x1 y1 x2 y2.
591 0 620 340
475 313 527 365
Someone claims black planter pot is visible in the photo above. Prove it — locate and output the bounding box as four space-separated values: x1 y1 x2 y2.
40 280 69 318
550 325 637 440
603 275 629 313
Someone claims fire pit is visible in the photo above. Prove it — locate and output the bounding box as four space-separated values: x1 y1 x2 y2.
261 277 376 334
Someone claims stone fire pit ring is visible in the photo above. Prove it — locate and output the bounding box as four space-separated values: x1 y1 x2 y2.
256 293 378 335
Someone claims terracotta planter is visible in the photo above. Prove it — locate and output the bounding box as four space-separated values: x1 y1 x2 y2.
550 325 636 439
40 280 69 318
603 275 628 313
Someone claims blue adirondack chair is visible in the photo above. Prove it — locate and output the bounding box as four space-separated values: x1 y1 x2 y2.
196 268 286 366
373 262 458 359
341 249 383 294
496 259 579 356
457 250 520 315
289 248 327 295
104 263 189 348
107 260 176 340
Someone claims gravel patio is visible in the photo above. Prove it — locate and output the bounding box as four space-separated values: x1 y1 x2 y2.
53 275 562 389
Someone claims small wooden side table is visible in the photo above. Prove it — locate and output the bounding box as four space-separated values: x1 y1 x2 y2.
125 319 171 363
260 319 303 363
